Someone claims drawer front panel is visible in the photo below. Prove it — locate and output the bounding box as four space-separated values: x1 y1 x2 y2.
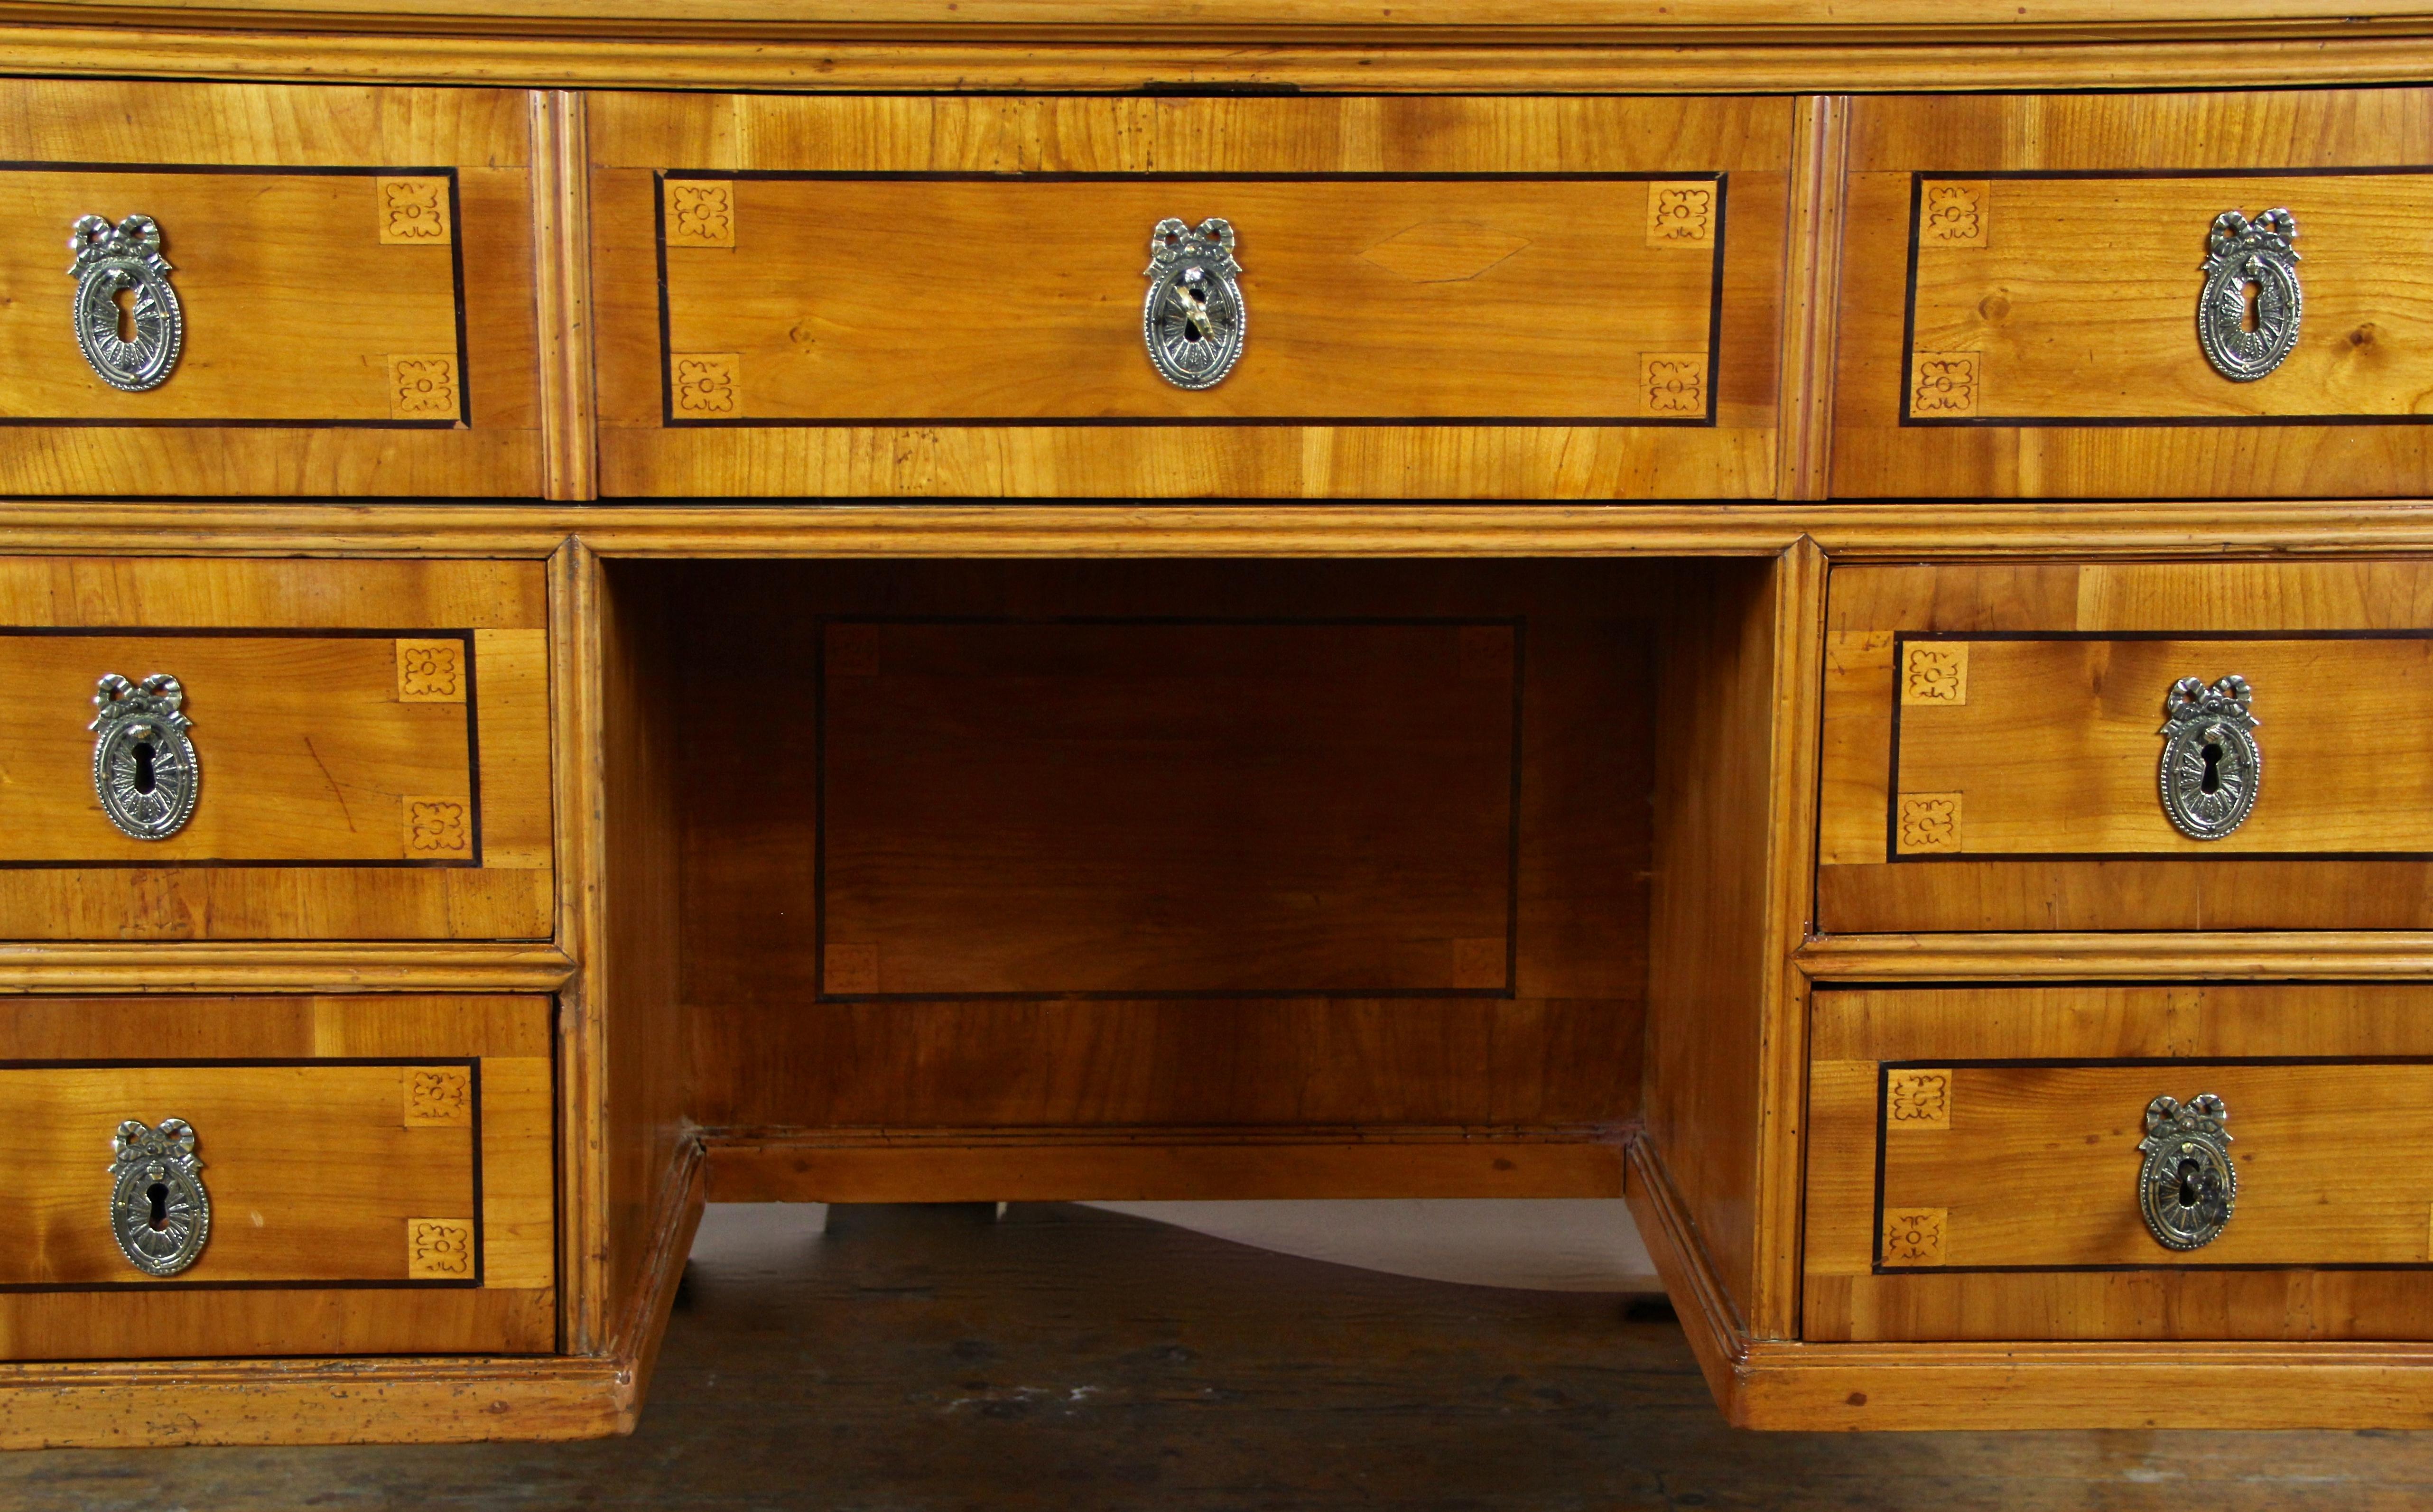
1834 88 2433 498
1820 560 2433 932
0 634 476 863
593 93 1791 499
0 558 551 940
657 176 1721 424
1807 983 2433 1343
1 169 464 425
0 80 541 497
0 995 552 1360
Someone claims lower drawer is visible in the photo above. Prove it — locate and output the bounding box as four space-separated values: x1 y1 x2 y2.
0 995 553 1361
1806 983 2433 1343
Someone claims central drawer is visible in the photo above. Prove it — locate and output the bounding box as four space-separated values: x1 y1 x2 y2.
590 94 1792 498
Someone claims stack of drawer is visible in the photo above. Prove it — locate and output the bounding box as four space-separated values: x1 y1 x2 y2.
1799 88 2433 1369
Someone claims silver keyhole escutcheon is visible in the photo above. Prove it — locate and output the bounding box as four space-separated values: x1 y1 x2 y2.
2136 1094 2236 1252
2158 675 2259 841
91 673 200 841
68 214 183 393
2197 208 2299 383
1142 217 1245 390
109 1117 211 1278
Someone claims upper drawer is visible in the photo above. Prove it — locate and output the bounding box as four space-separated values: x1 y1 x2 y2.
1820 559 2433 933
1806 982 2433 1343
589 94 1793 499
0 557 551 940
0 994 552 1360
1833 89 2433 499
0 81 541 497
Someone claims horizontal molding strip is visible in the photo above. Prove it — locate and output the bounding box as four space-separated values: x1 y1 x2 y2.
12 502 2433 557
16 20 2433 92
1798 932 2433 981
0 943 574 993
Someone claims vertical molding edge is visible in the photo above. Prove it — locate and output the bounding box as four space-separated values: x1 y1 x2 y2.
1776 96 1851 502
533 89 599 503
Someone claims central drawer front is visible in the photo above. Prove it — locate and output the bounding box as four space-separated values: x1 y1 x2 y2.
0 995 552 1361
1806 983 2433 1344
590 94 1792 498
1833 87 2433 499
1819 559 2433 933
0 557 552 941
0 80 542 497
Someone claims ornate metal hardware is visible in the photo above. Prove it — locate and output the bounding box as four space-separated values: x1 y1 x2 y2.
2137 1094 2236 1252
68 214 183 393
1142 217 1245 390
90 673 199 841
2198 208 2300 383
109 1118 210 1278
2158 675 2260 841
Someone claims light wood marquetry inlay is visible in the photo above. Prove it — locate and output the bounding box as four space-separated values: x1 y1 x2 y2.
1885 1069 1952 1130
375 176 452 244
1920 180 1987 248
403 798 474 858
386 355 459 420
405 1218 477 1279
403 1065 474 1127
1882 1208 1948 1268
665 180 735 248
1895 793 1962 854
1641 354 1707 415
1645 181 1718 246
1908 352 1979 417
670 354 741 417
1901 643 1969 705
395 639 466 703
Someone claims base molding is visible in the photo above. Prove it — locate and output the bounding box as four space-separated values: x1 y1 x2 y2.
1625 1135 2433 1430
705 1126 1628 1203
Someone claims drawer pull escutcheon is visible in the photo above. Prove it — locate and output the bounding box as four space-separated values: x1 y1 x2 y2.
2137 1094 2237 1252
2197 208 2300 383
1142 217 1245 390
2158 675 2259 841
90 673 200 841
67 214 183 393
109 1118 210 1278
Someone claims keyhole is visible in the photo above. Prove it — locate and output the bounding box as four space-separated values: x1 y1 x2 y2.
2240 279 2261 334
113 285 137 343
2200 741 2222 795
146 1181 168 1230
131 741 156 794
2176 1158 2201 1209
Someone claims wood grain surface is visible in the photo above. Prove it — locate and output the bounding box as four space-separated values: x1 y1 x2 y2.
0 994 552 1360
821 620 1518 997
1835 88 2433 497
1806 982 2433 1343
671 559 1651 1151
1820 559 2433 932
592 93 1787 498
0 78 540 496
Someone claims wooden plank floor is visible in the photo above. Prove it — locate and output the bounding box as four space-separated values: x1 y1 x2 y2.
5 1201 2431 1509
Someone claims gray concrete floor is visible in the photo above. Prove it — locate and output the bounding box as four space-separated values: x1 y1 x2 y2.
2 1201 2428 1511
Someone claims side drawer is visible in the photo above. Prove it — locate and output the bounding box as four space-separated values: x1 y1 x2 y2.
589 93 1792 499
1807 983 2433 1344
0 994 552 1361
0 557 551 940
1833 87 2433 499
1819 558 2433 933
0 79 540 497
